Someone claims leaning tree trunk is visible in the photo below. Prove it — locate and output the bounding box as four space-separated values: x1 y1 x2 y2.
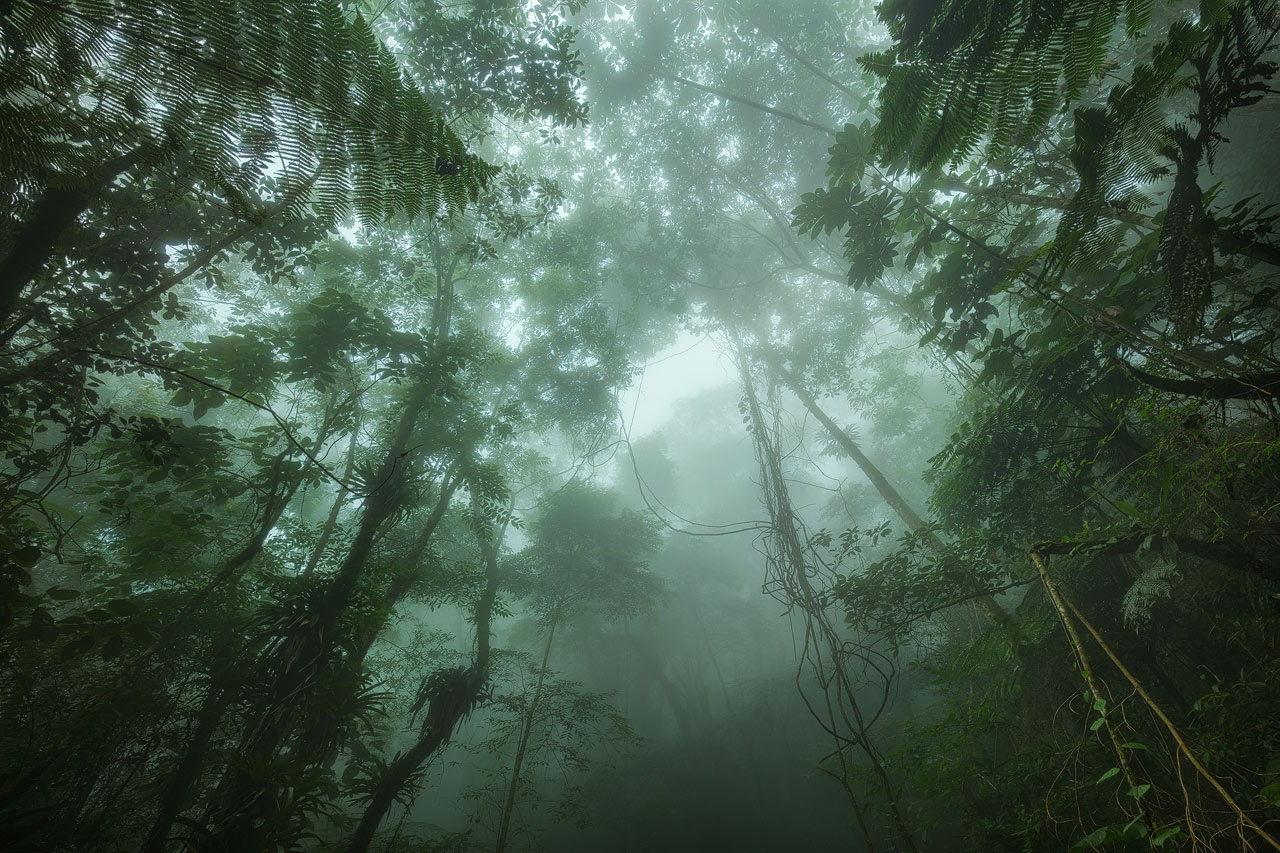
762 352 1014 630
139 637 240 853
731 331 915 853
302 405 363 577
200 382 434 850
301 473 464 765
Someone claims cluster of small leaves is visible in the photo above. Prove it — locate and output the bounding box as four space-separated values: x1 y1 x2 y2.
827 524 1008 646
389 0 590 136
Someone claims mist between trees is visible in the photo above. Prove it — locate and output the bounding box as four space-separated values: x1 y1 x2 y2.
1 0 1279 850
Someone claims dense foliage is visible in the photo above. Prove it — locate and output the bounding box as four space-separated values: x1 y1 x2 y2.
0 0 1277 851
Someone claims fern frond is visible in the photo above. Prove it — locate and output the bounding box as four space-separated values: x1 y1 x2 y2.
0 0 490 237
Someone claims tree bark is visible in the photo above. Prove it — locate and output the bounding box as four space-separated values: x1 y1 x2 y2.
1113 358 1280 400
731 333 917 852
200 382 433 849
1034 533 1276 582
935 176 1280 268
302 413 363 577
139 661 236 853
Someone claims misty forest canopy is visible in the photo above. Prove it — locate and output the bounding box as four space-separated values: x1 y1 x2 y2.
1 0 1279 850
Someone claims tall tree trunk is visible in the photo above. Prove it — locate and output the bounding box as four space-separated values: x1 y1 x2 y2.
201 382 434 849
493 620 557 853
761 352 1012 629
731 332 914 853
348 472 460 671
166 451 305 629
344 523 502 853
139 642 239 853
302 473 464 764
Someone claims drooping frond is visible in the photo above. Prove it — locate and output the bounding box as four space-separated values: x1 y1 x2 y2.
863 0 1153 170
0 0 494 228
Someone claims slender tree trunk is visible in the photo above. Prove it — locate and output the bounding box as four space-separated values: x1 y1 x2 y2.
347 472 461 670
662 72 840 135
344 726 454 853
167 454 304 628
302 411 363 577
303 473 465 764
493 620 557 853
731 333 914 852
772 361 929 532
201 382 433 849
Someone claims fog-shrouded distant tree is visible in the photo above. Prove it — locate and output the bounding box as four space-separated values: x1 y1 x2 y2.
490 483 662 851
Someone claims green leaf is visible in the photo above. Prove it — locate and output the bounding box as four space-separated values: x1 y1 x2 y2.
1127 783 1151 799
1097 767 1121 784
1114 500 1142 519
1121 742 1148 751
1073 827 1108 848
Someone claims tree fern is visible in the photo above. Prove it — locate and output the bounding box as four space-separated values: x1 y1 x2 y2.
1121 551 1179 631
